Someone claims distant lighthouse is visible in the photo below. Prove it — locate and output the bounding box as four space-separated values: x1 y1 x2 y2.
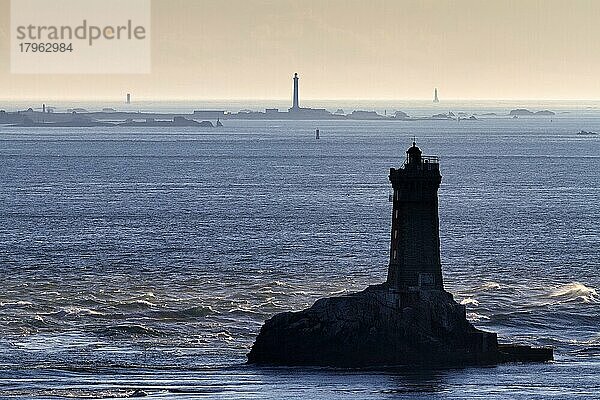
126 93 131 104
387 141 443 290
433 88 439 103
291 73 300 111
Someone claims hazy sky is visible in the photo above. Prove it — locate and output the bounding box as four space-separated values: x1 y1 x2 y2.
1 0 600 100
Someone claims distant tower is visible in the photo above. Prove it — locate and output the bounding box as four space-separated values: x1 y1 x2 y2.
433 88 439 103
292 73 299 110
387 141 443 291
127 93 131 104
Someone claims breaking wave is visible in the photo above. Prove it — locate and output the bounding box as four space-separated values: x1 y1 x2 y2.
466 312 490 322
548 282 598 303
460 298 480 306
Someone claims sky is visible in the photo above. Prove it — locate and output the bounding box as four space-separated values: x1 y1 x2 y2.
1 0 600 101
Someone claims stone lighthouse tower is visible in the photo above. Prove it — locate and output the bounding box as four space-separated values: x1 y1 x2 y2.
291 73 300 111
387 141 443 291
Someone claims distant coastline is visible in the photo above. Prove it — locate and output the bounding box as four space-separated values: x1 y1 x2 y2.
0 72 561 127
0 107 558 128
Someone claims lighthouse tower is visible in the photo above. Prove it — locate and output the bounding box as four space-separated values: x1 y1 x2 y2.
387 142 443 291
291 73 300 111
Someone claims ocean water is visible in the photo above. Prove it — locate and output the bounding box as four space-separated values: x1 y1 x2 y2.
0 113 599 398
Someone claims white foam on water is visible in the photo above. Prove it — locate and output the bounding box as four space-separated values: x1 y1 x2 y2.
466 312 490 322
0 300 33 307
548 282 598 303
480 282 501 291
60 306 105 316
460 298 480 306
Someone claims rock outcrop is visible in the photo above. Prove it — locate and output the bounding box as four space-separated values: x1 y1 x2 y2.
248 284 552 367
509 108 555 116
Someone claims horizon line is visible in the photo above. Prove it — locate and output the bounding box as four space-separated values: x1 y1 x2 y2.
2 97 600 103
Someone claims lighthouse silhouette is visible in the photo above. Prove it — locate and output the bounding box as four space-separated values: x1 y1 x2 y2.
387 141 443 290
291 73 300 111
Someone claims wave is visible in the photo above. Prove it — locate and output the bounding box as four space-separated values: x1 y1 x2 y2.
152 305 216 320
479 281 501 291
329 289 349 296
3 388 149 399
460 298 480 306
228 307 262 316
216 330 234 341
117 299 158 310
101 324 163 337
0 300 33 308
44 306 106 319
180 305 216 317
466 312 490 322
548 282 598 304
61 306 105 316
263 280 291 288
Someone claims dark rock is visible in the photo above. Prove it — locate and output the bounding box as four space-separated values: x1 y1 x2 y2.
248 284 553 367
248 283 514 367
509 108 534 116
509 109 555 116
509 108 556 117
534 110 555 116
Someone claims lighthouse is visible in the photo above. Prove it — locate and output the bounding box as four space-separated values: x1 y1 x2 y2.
291 73 300 111
249 139 554 367
387 141 443 291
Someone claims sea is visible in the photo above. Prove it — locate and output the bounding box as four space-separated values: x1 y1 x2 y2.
0 100 598 399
